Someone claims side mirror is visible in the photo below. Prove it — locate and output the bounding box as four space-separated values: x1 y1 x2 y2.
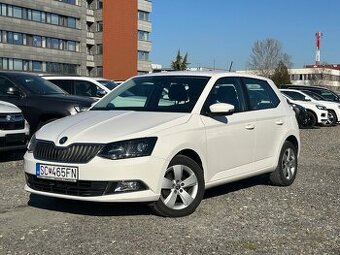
304 96 311 101
97 89 107 97
7 87 21 97
209 103 235 116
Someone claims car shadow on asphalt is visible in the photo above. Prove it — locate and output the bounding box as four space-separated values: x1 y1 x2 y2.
203 175 269 200
0 150 25 163
27 175 269 217
28 194 152 216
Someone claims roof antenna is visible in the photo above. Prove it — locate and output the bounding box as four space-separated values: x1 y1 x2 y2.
228 61 233 72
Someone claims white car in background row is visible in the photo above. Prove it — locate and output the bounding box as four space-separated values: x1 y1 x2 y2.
25 72 300 217
281 89 340 126
43 76 111 100
0 101 30 152
280 91 328 127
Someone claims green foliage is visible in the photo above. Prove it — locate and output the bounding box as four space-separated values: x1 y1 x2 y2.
271 61 291 87
171 50 190 71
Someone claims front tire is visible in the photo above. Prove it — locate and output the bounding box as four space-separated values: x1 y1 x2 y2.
151 155 205 217
269 141 297 186
305 111 316 128
322 110 337 126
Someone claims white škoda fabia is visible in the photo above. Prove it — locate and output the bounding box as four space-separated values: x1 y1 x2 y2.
24 72 300 217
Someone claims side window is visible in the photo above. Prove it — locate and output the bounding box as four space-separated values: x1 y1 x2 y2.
50 80 74 94
243 78 280 110
205 77 246 113
74 81 98 97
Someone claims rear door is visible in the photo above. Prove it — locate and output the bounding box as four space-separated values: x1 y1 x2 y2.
242 78 286 168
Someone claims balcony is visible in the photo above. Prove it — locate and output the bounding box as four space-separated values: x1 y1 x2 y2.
87 32 94 39
87 9 94 16
87 55 94 61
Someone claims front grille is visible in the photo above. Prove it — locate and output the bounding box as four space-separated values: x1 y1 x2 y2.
34 141 103 163
0 113 25 130
26 173 109 197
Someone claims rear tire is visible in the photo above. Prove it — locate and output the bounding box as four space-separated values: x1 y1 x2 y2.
151 155 205 217
269 141 297 186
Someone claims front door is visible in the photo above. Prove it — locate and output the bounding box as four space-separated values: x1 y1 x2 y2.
200 77 256 183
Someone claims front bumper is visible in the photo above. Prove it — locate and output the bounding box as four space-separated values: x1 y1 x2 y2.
0 132 29 151
24 152 168 202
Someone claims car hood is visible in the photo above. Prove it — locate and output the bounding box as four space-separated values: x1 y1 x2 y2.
35 94 95 106
0 100 21 113
36 110 191 145
315 100 340 109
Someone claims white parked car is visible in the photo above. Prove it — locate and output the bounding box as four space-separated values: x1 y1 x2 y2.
43 76 111 100
93 78 119 90
280 91 328 127
297 89 340 126
280 89 340 126
0 100 29 151
24 72 300 217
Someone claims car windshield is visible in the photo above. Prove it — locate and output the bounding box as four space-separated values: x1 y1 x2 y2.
301 90 325 100
281 90 309 101
97 80 118 90
91 75 210 113
13 75 66 95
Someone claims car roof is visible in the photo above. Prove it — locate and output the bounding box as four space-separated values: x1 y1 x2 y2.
136 71 271 81
0 71 39 77
281 84 332 90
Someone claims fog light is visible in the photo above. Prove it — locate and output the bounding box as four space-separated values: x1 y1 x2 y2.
114 181 142 192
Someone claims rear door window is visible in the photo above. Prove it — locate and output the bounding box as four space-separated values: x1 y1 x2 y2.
243 78 280 110
49 80 74 94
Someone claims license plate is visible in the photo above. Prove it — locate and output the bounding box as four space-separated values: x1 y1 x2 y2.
36 163 78 182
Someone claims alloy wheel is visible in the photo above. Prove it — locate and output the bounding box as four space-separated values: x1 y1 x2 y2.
281 148 296 180
160 164 198 210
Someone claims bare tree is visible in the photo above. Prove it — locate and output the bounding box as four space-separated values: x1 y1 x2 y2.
247 38 292 77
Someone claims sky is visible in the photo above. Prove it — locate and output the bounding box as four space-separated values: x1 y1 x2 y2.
150 0 340 71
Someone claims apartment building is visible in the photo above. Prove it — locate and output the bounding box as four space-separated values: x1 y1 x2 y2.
0 0 152 80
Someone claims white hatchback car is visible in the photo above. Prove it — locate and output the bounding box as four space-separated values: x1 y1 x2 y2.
24 72 300 217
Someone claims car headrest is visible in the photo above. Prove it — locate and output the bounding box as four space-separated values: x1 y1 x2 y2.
168 84 188 102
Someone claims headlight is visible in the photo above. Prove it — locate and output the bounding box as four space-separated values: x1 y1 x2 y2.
27 134 37 152
98 137 157 160
316 105 327 110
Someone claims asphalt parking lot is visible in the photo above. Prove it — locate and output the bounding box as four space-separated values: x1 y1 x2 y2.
0 126 339 255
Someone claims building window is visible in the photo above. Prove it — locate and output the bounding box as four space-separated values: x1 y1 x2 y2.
138 30 150 41
33 36 42 47
97 44 103 54
97 67 103 77
13 33 23 45
138 11 150 21
51 14 59 25
32 10 41 22
13 59 23 71
97 0 103 9
138 51 149 61
97 21 103 32
32 61 42 72
67 17 76 28
67 41 76 51
13 6 22 18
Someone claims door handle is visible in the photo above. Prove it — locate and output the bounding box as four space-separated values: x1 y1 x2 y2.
245 124 255 130
275 120 284 125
